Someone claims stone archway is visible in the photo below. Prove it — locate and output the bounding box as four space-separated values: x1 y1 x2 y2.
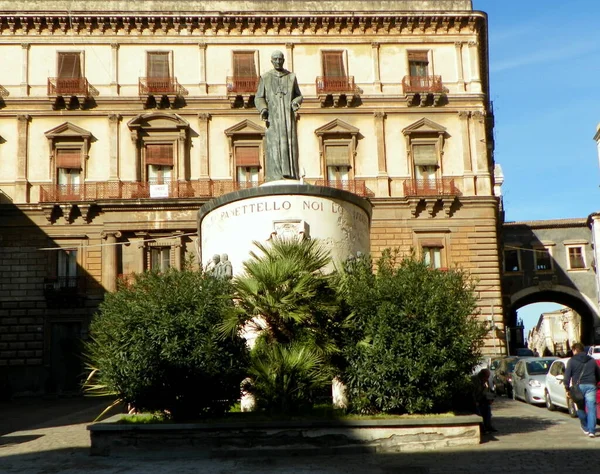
510 285 600 345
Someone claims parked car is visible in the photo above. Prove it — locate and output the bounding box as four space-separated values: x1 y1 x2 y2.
545 358 578 417
512 357 557 405
493 356 521 397
587 346 600 360
545 358 600 419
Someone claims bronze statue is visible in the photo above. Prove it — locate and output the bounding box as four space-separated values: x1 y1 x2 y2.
255 50 303 181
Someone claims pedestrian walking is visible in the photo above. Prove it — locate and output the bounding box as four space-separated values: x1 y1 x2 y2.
471 368 497 434
564 342 600 438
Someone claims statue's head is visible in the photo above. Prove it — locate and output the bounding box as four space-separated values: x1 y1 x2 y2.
271 50 285 71
221 253 229 262
212 254 220 264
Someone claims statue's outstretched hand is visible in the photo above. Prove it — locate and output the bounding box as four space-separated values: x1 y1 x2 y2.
260 109 269 121
292 102 300 112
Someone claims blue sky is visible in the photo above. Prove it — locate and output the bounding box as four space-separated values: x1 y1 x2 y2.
472 0 600 336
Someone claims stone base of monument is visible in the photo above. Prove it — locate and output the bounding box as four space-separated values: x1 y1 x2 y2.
197 181 372 276
88 415 482 457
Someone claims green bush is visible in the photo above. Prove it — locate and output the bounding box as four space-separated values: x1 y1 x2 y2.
340 250 487 414
86 268 248 420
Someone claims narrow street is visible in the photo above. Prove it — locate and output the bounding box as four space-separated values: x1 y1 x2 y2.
1 395 599 473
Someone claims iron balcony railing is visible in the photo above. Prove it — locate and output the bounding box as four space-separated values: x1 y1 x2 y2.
310 179 374 197
226 76 259 94
47 77 90 96
316 76 358 94
39 179 374 202
403 178 461 197
138 77 188 96
44 276 86 292
401 75 443 94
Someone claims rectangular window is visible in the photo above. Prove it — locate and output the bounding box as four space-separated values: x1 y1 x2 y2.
233 52 257 78
322 51 346 78
408 51 429 77
148 165 172 184
535 247 552 271
504 249 521 272
147 52 170 78
568 246 585 269
327 166 350 182
57 52 82 79
237 166 259 184
150 247 171 272
423 246 442 269
57 249 78 287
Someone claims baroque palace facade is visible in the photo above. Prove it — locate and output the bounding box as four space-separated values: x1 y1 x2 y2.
0 0 504 393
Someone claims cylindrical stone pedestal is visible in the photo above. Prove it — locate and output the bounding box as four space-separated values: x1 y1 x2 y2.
197 183 372 275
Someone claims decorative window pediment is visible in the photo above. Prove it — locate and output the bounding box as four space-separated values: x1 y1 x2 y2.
224 119 266 137
45 122 92 140
127 113 190 184
45 122 93 185
315 119 360 137
315 119 360 179
402 118 447 137
403 118 448 168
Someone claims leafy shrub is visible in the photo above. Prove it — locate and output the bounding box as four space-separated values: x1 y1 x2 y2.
340 250 487 414
86 268 248 420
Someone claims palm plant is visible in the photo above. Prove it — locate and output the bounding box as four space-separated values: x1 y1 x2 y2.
222 237 342 413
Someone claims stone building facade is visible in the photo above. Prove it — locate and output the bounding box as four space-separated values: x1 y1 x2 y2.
0 0 504 393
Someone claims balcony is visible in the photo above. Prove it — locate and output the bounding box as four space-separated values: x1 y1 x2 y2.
401 75 445 106
138 77 188 108
403 178 460 197
226 76 259 108
315 76 361 107
47 77 93 109
39 179 374 203
310 179 374 198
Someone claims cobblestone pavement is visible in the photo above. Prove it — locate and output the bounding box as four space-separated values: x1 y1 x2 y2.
1 396 600 473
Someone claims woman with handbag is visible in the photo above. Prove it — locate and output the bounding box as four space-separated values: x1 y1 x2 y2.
564 342 600 438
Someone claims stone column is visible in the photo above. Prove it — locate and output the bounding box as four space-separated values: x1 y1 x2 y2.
178 129 187 181
15 114 31 203
371 42 382 92
108 114 121 181
454 42 465 92
471 111 491 195
20 43 30 97
374 111 390 197
467 40 482 93
198 113 211 180
133 234 147 274
458 111 474 195
173 233 183 270
285 43 294 71
198 43 207 94
101 231 122 292
110 43 120 95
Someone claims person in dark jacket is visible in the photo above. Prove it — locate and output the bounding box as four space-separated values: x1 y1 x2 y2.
564 342 600 437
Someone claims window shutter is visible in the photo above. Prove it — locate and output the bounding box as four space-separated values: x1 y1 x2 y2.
147 52 170 78
322 51 345 78
413 144 438 166
146 144 174 166
233 52 256 77
407 51 429 62
325 144 350 166
56 148 82 169
236 146 260 167
58 53 81 79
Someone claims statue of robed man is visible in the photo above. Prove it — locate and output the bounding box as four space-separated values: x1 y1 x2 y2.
255 50 303 181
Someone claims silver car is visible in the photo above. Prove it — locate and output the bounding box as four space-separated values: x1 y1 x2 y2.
544 358 578 417
512 357 557 405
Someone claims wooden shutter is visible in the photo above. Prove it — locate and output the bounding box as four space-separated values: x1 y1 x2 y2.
56 148 82 169
407 51 429 62
233 52 256 77
325 144 350 166
58 53 81 79
413 144 438 166
145 144 174 166
147 52 170 78
322 51 345 78
236 146 260 167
